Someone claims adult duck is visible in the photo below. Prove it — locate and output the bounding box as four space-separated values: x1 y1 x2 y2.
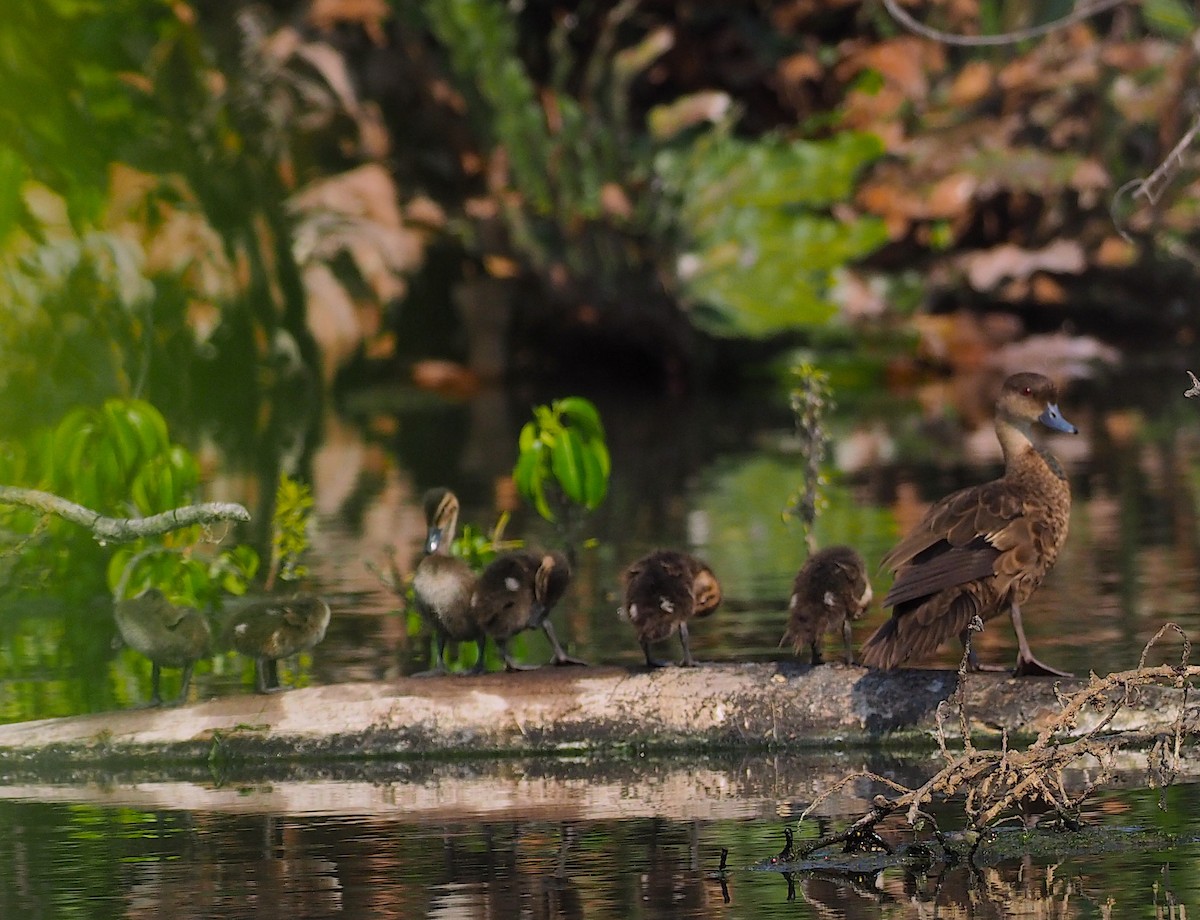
472 550 586 670
859 372 1077 675
411 488 485 675
619 549 722 667
224 594 332 693
783 545 873 665
114 588 212 706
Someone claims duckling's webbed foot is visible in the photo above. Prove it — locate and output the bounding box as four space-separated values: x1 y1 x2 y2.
467 636 489 674
641 641 671 668
498 639 538 672
542 621 587 666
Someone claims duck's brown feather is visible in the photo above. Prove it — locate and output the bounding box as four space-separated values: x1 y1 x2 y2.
862 411 1071 670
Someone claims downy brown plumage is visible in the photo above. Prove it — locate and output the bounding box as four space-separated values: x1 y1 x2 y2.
411 488 485 675
472 550 585 670
224 594 331 693
783 545 873 665
620 549 722 667
859 372 1077 675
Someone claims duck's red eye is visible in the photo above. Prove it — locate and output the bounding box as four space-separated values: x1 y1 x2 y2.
1022 387 1032 396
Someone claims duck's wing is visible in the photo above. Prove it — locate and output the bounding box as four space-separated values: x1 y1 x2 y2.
882 481 1033 606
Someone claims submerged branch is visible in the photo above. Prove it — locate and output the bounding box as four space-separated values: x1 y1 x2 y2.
797 623 1200 855
0 486 251 543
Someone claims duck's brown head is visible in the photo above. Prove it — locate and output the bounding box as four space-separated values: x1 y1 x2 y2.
421 488 460 554
997 372 1078 435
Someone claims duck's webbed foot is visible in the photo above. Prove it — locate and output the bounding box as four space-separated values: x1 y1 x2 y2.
552 652 589 667
1013 653 1073 678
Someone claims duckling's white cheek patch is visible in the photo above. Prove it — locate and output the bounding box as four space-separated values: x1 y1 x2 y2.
659 597 675 613
824 591 836 607
235 624 247 636
628 604 639 621
505 577 520 592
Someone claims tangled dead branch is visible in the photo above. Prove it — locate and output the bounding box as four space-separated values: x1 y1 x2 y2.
797 620 1197 858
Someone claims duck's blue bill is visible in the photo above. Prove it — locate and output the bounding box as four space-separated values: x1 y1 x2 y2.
1039 403 1078 434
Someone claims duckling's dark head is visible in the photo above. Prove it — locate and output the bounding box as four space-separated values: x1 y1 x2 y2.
998 372 1078 435
421 488 460 553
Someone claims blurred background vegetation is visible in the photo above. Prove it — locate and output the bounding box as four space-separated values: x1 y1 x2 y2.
1 0 1199 706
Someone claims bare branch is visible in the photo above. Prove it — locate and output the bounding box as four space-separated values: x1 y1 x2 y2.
882 0 1127 48
0 486 250 543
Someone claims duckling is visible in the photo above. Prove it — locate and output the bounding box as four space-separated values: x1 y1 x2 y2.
223 595 331 693
783 545 873 665
620 549 722 668
860 372 1077 676
472 550 586 670
114 588 212 706
411 488 485 676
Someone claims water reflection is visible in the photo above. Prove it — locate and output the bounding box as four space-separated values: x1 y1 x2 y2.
5 362 1200 716
0 773 1196 919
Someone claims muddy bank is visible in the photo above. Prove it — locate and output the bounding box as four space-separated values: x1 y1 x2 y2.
0 662 1193 768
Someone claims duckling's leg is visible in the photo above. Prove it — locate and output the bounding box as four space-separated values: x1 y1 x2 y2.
542 620 588 666
1010 600 1072 677
678 622 697 667
497 638 538 672
255 658 285 694
171 662 195 707
810 640 824 667
149 663 165 708
841 619 855 666
468 636 488 674
413 634 450 678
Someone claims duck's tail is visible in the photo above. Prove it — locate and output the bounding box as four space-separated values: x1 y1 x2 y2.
857 617 907 669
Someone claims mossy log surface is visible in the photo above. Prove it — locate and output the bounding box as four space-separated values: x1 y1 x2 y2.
0 662 1193 768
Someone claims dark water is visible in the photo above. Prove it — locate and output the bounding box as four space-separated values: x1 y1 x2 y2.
4 358 1200 916
0 757 1197 918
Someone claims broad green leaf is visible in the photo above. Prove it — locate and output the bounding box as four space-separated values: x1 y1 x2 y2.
555 396 605 441
550 427 588 505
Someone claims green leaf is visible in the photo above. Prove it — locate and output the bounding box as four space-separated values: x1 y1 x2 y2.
550 427 588 505
555 396 605 441
579 443 608 509
1142 0 1196 39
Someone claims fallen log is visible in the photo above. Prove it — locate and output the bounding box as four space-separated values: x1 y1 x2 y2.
0 662 1194 767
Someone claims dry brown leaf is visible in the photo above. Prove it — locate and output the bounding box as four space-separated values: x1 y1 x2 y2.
946 60 993 108
484 255 521 279
308 0 391 45
961 239 1086 291
1030 274 1067 304
1094 236 1137 268
927 173 977 219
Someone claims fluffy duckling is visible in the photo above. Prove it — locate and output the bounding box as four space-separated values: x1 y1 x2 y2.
783 545 873 665
114 588 212 706
411 488 485 675
860 372 1077 675
620 549 722 667
224 595 332 693
472 550 586 670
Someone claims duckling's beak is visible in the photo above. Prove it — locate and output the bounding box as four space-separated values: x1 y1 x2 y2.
1038 403 1078 434
424 527 444 554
